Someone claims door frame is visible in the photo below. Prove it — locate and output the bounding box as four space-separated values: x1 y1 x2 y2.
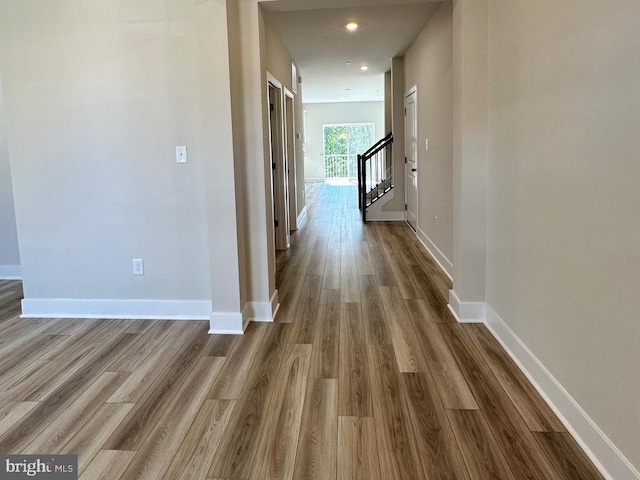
267 73 290 251
404 85 418 230
283 88 298 231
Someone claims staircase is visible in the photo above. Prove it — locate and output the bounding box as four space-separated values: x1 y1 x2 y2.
357 132 394 222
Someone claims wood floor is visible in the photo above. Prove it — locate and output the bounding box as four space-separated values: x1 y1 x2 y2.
0 182 604 480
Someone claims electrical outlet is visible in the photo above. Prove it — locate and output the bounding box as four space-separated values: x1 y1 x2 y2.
175 146 187 164
425 139 429 151
132 259 144 275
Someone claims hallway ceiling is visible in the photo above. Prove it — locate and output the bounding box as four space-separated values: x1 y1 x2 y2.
261 0 445 103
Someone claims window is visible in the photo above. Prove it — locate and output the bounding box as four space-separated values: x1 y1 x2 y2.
323 123 375 180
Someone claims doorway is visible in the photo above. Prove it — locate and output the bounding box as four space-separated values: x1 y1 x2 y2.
404 87 418 230
268 76 290 251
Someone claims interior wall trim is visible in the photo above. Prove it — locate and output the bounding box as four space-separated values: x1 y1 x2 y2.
416 227 453 280
448 289 484 323
21 298 211 320
250 290 279 323
485 303 640 480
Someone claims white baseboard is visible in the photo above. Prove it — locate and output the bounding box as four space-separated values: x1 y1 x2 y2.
21 298 211 320
416 227 453 280
295 206 307 230
484 304 640 480
0 265 22 280
448 290 484 323
366 210 406 221
210 290 279 334
249 290 279 323
209 309 247 335
20 291 280 334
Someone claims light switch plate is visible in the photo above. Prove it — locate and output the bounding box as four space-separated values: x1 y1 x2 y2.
425 139 429 151
132 259 144 275
176 146 188 164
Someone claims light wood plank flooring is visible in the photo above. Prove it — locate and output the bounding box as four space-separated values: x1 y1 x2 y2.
0 182 604 479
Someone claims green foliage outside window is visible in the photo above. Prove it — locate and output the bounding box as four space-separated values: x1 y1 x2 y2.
323 124 375 179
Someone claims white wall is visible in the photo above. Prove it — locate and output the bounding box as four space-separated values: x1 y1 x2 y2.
384 71 392 135
403 0 640 474
485 0 640 472
222 0 278 329
303 102 385 182
264 15 293 92
451 0 488 310
404 3 453 268
294 82 306 218
0 0 239 317
385 57 406 214
0 73 21 276
262 10 306 220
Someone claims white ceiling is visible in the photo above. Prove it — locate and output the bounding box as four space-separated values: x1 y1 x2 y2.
262 1 444 103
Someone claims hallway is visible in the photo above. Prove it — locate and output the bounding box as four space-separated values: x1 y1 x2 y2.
0 182 603 479
274 182 604 480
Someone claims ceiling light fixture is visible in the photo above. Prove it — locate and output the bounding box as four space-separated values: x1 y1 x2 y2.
360 65 369 72
346 22 358 31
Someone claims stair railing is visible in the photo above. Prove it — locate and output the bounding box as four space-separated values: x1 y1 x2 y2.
357 132 394 222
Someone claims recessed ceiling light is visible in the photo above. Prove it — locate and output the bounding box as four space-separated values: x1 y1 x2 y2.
346 22 358 31
360 65 369 72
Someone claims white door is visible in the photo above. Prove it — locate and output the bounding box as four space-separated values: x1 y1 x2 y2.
405 88 418 229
